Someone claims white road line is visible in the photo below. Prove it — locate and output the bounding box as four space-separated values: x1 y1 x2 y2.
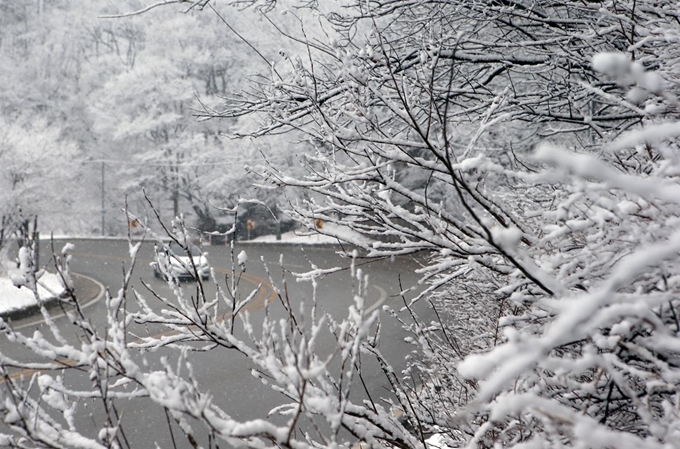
12 274 106 331
365 285 388 314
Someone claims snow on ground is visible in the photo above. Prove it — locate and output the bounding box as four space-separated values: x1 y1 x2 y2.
250 222 372 245
0 272 65 316
250 231 332 244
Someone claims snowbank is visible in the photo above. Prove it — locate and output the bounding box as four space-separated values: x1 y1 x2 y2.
0 272 66 316
250 222 372 245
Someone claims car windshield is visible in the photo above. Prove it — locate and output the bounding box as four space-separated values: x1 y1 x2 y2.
169 243 202 257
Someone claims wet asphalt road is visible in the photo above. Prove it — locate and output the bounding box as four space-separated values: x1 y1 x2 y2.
2 238 430 447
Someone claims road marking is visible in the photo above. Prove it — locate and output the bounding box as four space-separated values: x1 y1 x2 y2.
0 271 277 385
10 273 106 331
137 271 278 343
366 285 388 314
2 249 389 384
71 251 140 262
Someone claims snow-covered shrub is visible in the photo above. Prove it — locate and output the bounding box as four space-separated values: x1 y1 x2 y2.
452 54 680 446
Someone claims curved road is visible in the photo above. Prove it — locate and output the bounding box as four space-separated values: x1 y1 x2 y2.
2 238 430 448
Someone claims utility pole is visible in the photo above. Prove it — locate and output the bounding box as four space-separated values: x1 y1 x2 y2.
101 161 106 236
173 152 180 218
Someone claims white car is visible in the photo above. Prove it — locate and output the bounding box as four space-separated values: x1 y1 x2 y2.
151 242 210 281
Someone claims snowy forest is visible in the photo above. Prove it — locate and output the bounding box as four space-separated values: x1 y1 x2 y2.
1 0 680 448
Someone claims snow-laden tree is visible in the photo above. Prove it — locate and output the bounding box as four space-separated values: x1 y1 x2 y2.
0 119 79 275
201 0 680 446
0 0 679 448
454 61 680 448
0 0 147 236
88 5 287 229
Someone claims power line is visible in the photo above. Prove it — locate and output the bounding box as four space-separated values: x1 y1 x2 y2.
79 154 294 167
80 159 237 167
